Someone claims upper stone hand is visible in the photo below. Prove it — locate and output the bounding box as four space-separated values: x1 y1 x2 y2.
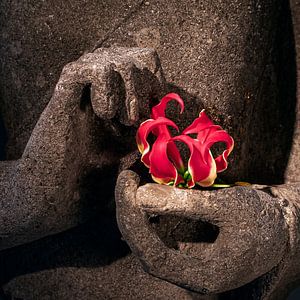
0 47 165 250
59 47 165 125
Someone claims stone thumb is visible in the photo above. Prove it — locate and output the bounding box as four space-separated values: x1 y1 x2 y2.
115 170 140 208
136 183 225 224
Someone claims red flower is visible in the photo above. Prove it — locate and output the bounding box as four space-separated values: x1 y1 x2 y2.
136 93 234 188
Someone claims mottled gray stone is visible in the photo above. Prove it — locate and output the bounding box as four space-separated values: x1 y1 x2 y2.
0 0 297 185
0 0 144 159
286 0 300 184
115 170 300 297
3 256 215 300
0 0 299 299
0 47 165 250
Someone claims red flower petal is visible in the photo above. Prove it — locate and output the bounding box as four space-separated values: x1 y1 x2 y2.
203 130 234 172
172 135 217 187
136 117 178 167
184 110 234 173
149 93 185 171
151 93 184 119
183 110 217 135
149 135 184 185
167 140 185 173
137 95 234 189
150 123 184 171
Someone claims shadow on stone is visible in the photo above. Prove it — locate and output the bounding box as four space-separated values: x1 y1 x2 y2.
165 0 297 186
0 114 7 161
149 215 219 251
78 165 119 218
234 0 297 185
0 213 130 286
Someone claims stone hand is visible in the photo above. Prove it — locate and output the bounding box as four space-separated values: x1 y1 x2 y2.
0 47 165 250
115 170 300 295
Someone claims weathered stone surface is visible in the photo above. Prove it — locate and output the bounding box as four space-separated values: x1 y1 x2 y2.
286 0 300 183
115 170 300 297
0 47 165 250
0 0 299 299
0 0 143 159
1 215 215 300
1 0 296 185
2 258 212 300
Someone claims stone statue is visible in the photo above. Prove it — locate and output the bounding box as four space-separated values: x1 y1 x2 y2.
0 0 299 299
0 47 165 250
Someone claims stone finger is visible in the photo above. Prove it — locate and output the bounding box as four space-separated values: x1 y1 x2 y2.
90 63 120 119
114 61 140 126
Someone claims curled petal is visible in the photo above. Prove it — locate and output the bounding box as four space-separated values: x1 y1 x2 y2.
136 117 178 167
167 141 185 173
151 93 184 119
149 135 184 186
150 93 185 171
172 135 217 187
153 127 185 172
150 98 185 171
136 95 234 188
184 110 234 173
204 130 234 172
183 110 218 136
196 125 222 145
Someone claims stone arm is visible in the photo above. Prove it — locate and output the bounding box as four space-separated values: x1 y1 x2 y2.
266 184 300 298
0 47 165 250
115 170 300 297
